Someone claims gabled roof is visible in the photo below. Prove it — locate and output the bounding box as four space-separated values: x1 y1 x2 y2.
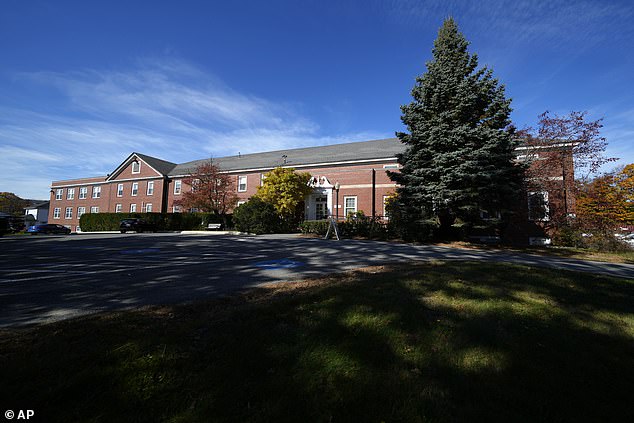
135 152 178 175
170 138 403 176
106 152 177 181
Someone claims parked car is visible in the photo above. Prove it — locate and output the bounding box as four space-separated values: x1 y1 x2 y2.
621 233 634 248
27 224 71 235
119 218 157 233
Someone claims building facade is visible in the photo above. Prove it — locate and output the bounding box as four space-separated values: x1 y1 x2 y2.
49 138 574 243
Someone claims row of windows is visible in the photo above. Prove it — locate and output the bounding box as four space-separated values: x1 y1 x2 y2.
114 203 153 213
55 186 102 200
55 175 251 202
53 206 100 219
53 203 155 219
118 181 155 197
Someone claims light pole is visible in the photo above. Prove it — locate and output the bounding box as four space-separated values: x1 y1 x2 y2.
334 182 340 221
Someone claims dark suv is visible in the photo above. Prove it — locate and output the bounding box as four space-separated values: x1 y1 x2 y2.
119 218 157 233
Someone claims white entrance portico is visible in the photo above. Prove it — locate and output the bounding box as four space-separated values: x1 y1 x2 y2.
305 176 334 220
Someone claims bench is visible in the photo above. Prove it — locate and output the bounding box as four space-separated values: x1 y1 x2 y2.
207 223 223 230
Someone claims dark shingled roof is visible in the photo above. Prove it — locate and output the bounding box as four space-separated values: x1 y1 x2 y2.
135 153 178 175
169 138 404 175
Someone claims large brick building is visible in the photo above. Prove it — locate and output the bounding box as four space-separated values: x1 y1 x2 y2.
48 137 574 243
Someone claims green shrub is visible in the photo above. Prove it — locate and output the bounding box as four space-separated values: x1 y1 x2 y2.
299 220 330 235
233 198 282 234
79 212 231 232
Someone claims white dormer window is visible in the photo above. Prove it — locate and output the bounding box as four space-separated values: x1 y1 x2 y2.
132 160 141 174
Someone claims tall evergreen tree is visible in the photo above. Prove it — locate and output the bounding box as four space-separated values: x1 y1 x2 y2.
389 18 523 233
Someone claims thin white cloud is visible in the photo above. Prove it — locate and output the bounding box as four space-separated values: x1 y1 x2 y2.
0 59 386 199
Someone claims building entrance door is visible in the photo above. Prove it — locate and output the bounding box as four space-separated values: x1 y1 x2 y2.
315 196 328 220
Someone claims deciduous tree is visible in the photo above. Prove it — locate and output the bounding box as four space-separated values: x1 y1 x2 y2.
576 164 634 229
173 160 238 222
255 167 312 221
389 18 523 233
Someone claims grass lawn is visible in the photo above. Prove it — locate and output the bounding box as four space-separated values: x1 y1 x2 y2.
1 262 633 422
435 241 634 264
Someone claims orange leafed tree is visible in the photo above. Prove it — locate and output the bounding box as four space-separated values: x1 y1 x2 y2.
173 160 238 218
576 164 634 229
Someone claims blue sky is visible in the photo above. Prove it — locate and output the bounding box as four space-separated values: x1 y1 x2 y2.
1 0 633 199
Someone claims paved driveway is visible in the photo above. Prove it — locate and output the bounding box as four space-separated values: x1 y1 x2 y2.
1 233 633 327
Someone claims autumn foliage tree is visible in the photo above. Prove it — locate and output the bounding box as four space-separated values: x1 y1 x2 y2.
255 167 312 222
173 160 238 223
519 111 617 220
576 164 634 229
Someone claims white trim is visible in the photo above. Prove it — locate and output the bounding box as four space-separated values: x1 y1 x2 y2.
168 157 400 178
174 179 182 195
53 208 61 219
79 186 88 199
92 186 101 198
105 153 164 181
147 181 154 196
66 188 75 200
131 182 139 196
115 204 122 213
55 189 63 200
52 180 106 189
130 203 137 213
131 161 141 174
515 142 579 151
145 203 153 212
64 207 73 219
77 206 86 218
339 183 397 189
117 183 124 197
90 206 99 213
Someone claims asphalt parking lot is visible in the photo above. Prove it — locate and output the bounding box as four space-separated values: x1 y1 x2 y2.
1 232 633 327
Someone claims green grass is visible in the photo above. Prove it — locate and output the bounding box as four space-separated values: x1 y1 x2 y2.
1 262 633 422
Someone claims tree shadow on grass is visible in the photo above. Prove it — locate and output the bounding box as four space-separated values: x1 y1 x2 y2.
1 262 633 423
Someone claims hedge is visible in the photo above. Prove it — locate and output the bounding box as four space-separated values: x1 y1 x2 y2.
79 212 232 232
299 216 388 239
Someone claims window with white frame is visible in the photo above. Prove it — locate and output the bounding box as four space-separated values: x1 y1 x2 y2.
65 207 73 219
77 207 86 218
191 178 200 193
90 206 99 213
260 173 267 186
238 176 247 192
145 203 153 212
79 187 88 199
130 204 137 212
132 160 141 174
172 205 182 213
131 182 138 196
344 196 357 217
383 195 390 219
117 183 124 197
174 180 182 195
528 191 549 221
237 200 247 207
55 189 63 200
383 164 399 169
53 208 61 219
115 204 122 213
92 185 101 198
147 181 154 196
67 188 75 200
